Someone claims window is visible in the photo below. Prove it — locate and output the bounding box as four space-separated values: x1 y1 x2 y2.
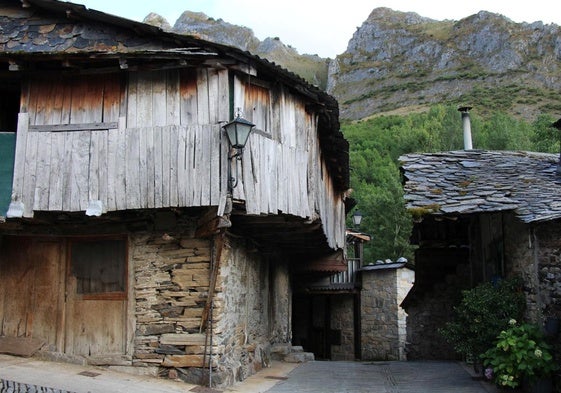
70 238 127 299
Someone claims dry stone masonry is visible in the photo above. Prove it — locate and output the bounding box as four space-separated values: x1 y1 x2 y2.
131 222 292 388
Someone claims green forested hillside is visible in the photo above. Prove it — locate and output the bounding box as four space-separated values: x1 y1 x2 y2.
344 106 558 263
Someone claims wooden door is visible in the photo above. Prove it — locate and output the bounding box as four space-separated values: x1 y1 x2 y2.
64 237 127 356
0 237 64 349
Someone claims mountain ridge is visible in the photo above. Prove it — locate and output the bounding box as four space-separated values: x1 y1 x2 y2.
143 11 329 89
329 8 561 120
144 8 561 122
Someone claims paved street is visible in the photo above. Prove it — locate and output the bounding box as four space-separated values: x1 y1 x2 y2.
263 361 495 393
0 354 496 393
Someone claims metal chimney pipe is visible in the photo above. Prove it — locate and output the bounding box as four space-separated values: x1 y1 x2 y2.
458 106 473 150
551 118 561 175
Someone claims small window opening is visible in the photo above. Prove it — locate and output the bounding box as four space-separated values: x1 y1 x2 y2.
0 85 20 132
70 238 127 298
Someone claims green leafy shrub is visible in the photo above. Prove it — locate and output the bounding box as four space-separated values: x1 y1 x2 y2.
481 320 557 389
439 278 526 362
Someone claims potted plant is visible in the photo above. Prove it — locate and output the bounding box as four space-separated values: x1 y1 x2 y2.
481 319 557 391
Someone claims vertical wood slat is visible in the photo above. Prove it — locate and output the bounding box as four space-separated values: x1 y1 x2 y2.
126 72 138 128
138 126 150 208
136 71 153 129
12 113 29 205
125 128 140 208
22 127 38 217
180 69 197 126
265 138 276 214
152 71 167 127
196 69 210 125
47 132 64 210
149 126 157 209
60 132 72 211
161 126 171 207
103 75 121 123
217 70 230 123
166 71 181 126
192 125 203 206
176 126 187 206
153 127 163 208
208 124 220 206
166 125 180 206
72 131 91 211
33 129 52 211
115 117 127 210
88 131 110 212
106 124 118 211
186 125 195 206
206 70 219 124
32 81 54 211
88 130 101 204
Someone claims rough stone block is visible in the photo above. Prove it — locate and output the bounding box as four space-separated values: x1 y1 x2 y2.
162 354 216 368
160 333 206 346
284 351 314 363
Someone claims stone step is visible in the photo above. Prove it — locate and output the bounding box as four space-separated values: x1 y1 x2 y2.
284 351 314 363
270 344 309 361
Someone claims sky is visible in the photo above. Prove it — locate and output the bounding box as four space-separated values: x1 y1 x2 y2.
73 1 561 58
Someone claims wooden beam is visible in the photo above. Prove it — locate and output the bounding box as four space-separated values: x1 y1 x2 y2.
29 122 118 132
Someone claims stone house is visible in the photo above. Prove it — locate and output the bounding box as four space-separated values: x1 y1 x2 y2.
400 150 561 361
0 0 351 388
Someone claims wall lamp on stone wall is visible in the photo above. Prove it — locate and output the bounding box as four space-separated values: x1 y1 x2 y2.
223 113 255 192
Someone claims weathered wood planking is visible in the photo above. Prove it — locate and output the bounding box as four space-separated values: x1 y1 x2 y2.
11 68 346 249
0 238 62 346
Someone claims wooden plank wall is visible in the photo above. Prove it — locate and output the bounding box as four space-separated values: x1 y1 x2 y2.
11 68 344 249
234 77 346 250
12 69 228 216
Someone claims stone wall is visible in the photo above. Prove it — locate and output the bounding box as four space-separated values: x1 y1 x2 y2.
534 221 561 321
330 295 355 360
361 268 413 361
132 227 212 372
213 238 291 385
130 221 291 388
397 268 415 360
502 215 540 320
404 262 471 360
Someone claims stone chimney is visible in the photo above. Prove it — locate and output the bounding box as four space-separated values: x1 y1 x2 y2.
458 106 473 150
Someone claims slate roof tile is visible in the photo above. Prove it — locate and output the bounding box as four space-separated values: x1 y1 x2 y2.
400 150 561 223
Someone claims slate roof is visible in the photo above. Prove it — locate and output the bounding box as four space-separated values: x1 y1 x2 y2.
400 150 561 223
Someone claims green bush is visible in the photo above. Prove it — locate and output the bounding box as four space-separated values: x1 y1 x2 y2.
481 320 557 388
439 278 526 362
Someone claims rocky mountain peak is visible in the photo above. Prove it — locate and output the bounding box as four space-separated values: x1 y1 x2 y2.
143 12 172 31
172 10 259 52
330 9 561 120
142 9 329 89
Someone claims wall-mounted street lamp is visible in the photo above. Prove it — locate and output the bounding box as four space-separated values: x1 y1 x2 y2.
352 210 363 228
223 114 255 191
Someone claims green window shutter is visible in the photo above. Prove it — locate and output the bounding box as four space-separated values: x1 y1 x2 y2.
0 132 16 217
